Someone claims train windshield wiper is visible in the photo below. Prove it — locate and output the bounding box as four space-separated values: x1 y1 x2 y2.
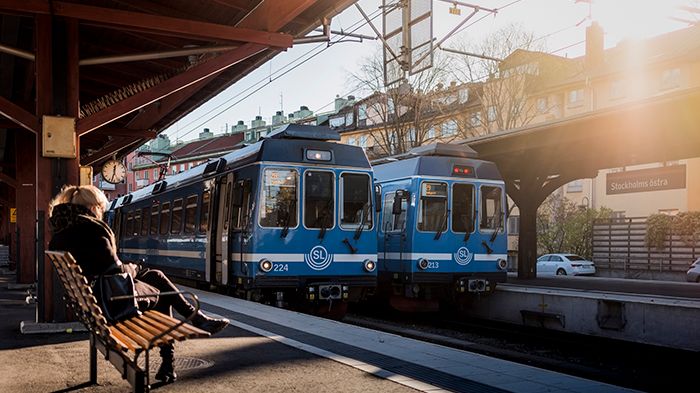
317 200 333 239
353 204 368 240
433 208 448 240
280 202 294 238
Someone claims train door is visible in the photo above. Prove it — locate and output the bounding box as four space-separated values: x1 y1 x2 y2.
214 173 234 285
381 190 409 272
231 178 253 279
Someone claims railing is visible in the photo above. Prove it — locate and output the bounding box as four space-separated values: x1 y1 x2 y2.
592 217 698 274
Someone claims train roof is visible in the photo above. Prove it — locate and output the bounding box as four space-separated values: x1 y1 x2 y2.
373 155 503 182
109 125 369 209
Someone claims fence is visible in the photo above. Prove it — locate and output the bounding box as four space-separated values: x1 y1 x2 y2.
592 217 699 280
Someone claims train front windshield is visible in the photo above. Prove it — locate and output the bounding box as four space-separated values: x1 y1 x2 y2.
260 168 298 228
452 184 475 233
480 186 503 230
417 182 448 232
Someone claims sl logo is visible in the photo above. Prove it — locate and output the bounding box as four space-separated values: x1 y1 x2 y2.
305 245 333 271
454 246 473 266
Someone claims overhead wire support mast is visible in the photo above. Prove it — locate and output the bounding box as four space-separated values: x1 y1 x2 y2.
413 2 498 68
355 3 403 65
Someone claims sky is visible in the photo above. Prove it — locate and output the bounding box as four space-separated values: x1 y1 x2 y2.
163 0 696 143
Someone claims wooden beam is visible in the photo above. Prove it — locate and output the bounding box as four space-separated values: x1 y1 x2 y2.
0 96 38 133
0 0 50 15
236 0 319 32
49 2 293 48
0 172 17 188
126 74 217 129
94 127 157 138
81 137 142 166
77 43 266 136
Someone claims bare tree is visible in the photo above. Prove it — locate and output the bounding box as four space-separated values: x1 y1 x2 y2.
447 23 562 138
348 48 454 157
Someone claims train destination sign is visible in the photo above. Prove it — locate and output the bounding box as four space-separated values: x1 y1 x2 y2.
606 165 686 195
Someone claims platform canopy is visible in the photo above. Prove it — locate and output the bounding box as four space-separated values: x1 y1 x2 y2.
0 0 357 168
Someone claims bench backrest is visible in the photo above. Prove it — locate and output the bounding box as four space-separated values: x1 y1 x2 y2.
46 251 112 340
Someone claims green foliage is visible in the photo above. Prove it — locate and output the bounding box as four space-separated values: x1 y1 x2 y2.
645 214 672 250
537 193 612 259
645 212 700 249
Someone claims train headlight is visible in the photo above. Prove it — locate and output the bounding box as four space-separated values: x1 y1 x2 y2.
417 258 429 270
363 259 376 272
259 259 273 273
497 258 508 270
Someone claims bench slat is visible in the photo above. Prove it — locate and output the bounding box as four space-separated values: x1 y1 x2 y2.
131 315 186 341
113 323 150 349
143 311 210 338
120 319 173 347
108 326 140 352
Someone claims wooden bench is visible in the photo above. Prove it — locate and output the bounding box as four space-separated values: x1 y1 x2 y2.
46 251 210 392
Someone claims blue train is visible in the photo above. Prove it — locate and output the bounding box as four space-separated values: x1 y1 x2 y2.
372 143 508 311
107 125 378 313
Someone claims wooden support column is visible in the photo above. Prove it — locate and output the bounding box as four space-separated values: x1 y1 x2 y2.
15 131 36 284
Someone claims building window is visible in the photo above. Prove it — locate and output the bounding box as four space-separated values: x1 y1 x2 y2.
358 104 367 120
568 88 584 106
610 79 625 99
458 88 469 103
128 184 133 192
660 68 681 90
329 116 345 128
359 135 368 148
427 126 436 139
487 106 497 122
347 137 356 146
470 112 481 127
537 97 548 113
441 120 457 136
567 180 583 193
153 169 158 179
144 170 149 180
345 112 354 126
507 215 520 235
387 97 395 114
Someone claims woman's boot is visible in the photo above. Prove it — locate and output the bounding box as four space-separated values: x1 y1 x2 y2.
155 344 177 383
191 311 230 335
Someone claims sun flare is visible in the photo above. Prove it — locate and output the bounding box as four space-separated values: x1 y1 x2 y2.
591 0 691 41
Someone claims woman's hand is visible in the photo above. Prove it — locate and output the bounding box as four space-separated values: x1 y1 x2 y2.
121 262 140 277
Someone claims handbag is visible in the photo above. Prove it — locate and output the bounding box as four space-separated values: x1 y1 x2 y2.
94 272 140 323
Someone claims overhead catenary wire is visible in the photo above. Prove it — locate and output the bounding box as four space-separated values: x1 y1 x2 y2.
173 6 386 141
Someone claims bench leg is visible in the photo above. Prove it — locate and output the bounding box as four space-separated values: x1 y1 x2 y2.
89 335 98 385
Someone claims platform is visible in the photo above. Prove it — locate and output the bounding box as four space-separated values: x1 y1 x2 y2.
0 271 639 393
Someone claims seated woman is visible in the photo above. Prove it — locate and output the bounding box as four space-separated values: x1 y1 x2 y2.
48 185 229 383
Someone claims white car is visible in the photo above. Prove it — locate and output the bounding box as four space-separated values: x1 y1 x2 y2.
536 254 596 276
687 258 700 283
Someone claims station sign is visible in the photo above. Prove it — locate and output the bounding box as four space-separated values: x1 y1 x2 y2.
606 165 686 195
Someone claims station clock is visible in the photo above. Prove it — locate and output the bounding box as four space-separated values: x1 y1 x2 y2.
101 159 126 184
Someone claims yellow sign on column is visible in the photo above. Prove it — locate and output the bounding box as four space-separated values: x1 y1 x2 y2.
10 208 16 223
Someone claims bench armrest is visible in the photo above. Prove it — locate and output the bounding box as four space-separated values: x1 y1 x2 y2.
110 290 203 347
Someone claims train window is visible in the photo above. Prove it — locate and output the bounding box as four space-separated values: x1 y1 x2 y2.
171 198 183 234
340 173 372 229
417 182 448 232
125 211 134 238
452 184 475 233
199 191 211 232
159 202 171 235
141 207 149 236
304 170 334 229
184 195 198 234
480 186 503 231
382 192 407 232
150 202 159 235
260 168 298 228
133 210 142 236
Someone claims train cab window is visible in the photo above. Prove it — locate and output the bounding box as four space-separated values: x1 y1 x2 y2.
260 168 298 228
417 182 448 232
340 173 372 229
133 210 142 236
480 186 504 231
199 191 211 232
150 202 159 235
140 207 149 236
304 170 334 229
171 198 183 234
125 211 134 238
184 195 198 234
452 184 475 233
382 192 407 232
159 202 171 235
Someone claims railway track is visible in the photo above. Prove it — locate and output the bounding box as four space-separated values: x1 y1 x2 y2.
344 306 696 392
